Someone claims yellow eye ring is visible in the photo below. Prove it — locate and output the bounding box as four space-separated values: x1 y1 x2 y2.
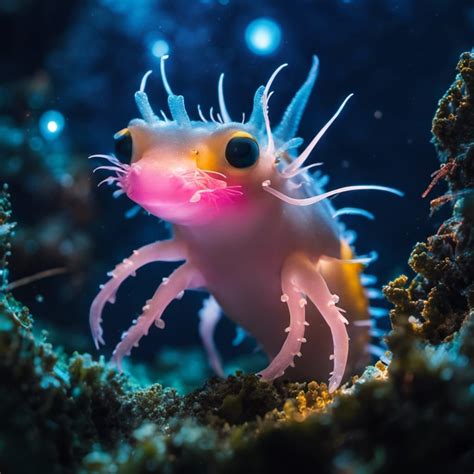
113 128 133 162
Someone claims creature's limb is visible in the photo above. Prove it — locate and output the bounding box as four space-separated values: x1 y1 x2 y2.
112 262 204 371
90 240 186 349
258 256 308 381
198 295 224 377
258 254 349 393
293 256 349 393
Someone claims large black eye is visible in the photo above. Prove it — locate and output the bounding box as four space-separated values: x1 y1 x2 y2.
114 128 133 162
225 136 259 168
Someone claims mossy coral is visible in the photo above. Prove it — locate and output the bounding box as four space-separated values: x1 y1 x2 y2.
2 53 474 474
385 52 474 344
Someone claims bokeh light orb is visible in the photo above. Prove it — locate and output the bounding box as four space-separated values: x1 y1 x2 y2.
39 110 65 140
245 18 281 55
151 39 170 58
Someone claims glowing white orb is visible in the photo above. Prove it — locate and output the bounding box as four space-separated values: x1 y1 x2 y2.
39 110 65 140
47 121 58 133
245 18 281 55
151 39 170 58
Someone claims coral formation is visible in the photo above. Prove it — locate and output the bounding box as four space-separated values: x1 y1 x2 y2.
1 53 474 473
385 51 474 344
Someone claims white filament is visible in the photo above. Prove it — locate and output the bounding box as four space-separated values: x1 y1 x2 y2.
209 107 218 124
140 70 153 93
218 73 232 123
160 55 174 96
160 110 170 122
281 162 323 179
197 104 208 122
263 63 288 155
321 250 378 266
332 207 375 220
282 94 354 178
262 181 403 206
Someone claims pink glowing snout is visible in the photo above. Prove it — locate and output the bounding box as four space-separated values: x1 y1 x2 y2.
122 159 244 224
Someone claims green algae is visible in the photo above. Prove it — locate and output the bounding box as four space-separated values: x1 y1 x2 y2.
2 53 474 473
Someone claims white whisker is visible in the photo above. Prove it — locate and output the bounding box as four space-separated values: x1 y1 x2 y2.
97 177 120 187
89 154 121 164
93 166 128 175
262 181 403 206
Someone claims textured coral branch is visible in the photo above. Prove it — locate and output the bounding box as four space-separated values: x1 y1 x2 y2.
385 52 474 345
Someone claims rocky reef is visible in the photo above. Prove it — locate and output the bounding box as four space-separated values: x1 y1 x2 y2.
1 53 474 473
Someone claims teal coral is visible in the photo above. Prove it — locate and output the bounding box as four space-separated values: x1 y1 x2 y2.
2 53 474 473
0 185 13 292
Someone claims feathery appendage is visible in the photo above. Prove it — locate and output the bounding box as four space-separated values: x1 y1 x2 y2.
181 169 243 205
90 154 130 196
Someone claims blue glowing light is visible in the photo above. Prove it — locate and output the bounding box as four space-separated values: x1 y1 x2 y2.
245 18 281 55
151 39 170 58
39 110 65 140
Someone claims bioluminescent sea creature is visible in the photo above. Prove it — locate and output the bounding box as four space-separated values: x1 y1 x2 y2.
90 55 402 392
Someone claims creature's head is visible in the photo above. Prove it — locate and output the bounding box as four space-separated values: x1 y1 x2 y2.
93 55 352 226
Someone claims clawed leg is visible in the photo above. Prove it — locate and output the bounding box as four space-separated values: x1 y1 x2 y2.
258 254 349 393
90 240 185 349
258 257 308 380
293 257 349 393
198 295 224 377
112 262 205 371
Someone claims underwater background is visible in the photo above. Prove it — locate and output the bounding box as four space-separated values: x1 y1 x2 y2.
1 0 474 472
